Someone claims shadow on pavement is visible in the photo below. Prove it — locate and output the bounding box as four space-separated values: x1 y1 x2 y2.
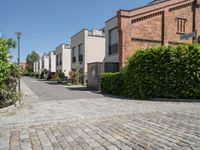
65 87 88 91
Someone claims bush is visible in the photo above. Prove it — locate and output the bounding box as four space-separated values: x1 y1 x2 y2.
58 72 65 80
101 44 200 99
40 69 48 79
69 71 79 84
0 38 22 107
23 71 31 76
50 74 60 82
101 72 124 96
30 72 34 77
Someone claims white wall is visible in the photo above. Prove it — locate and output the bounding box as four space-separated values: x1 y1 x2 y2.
55 44 71 76
35 62 39 73
38 58 42 74
104 16 119 63
62 46 71 76
48 51 56 73
41 54 49 70
71 30 85 70
33 62 39 73
33 62 36 73
70 29 106 75
85 32 105 73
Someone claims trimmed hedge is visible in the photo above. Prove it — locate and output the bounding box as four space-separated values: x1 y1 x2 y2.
101 44 200 99
101 72 124 96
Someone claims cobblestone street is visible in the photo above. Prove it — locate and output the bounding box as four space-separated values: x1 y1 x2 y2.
0 77 200 150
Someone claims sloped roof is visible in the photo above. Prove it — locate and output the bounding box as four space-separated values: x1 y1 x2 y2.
149 0 168 4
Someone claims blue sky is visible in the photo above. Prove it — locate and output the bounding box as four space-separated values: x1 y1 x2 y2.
0 0 151 62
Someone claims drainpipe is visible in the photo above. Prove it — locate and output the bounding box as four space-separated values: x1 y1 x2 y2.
193 0 197 43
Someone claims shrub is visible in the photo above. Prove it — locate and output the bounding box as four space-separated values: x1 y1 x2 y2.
69 71 79 84
30 72 34 77
40 69 48 79
50 74 60 82
58 72 65 80
101 72 124 96
124 44 200 99
101 44 200 99
0 38 22 107
23 71 31 76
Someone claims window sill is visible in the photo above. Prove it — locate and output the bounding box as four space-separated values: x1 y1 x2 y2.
176 32 185 35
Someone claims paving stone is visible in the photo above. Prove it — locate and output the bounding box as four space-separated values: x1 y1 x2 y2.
106 145 120 150
0 77 200 150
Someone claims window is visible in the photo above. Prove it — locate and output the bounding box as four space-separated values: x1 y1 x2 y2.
78 44 83 63
176 18 187 34
49 57 51 68
72 47 76 63
109 28 119 55
198 36 200 44
59 54 62 66
56 55 58 66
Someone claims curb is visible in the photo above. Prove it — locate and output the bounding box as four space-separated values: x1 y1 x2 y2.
0 101 21 114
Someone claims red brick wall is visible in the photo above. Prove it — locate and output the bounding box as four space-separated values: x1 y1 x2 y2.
118 0 199 68
165 2 193 44
196 2 200 38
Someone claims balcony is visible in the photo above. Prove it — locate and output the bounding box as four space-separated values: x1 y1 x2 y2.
88 30 105 37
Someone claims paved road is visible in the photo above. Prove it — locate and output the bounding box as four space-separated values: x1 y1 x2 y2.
22 77 104 101
0 77 200 150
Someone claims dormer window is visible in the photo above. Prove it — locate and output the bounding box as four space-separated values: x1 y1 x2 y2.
176 18 187 34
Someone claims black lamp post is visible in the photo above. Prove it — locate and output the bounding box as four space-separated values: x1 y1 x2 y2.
15 32 22 91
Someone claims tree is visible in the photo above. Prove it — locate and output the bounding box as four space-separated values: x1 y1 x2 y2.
26 50 40 72
0 38 22 107
0 38 16 85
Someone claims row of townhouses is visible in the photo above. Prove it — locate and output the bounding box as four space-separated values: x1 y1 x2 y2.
33 29 106 77
34 0 200 88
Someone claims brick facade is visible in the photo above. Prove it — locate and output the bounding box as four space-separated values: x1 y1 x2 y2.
118 0 200 68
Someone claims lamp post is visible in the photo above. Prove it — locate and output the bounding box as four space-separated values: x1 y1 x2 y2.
15 32 22 91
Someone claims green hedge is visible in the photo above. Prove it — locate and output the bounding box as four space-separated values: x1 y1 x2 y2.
101 72 124 96
0 38 22 107
101 44 200 99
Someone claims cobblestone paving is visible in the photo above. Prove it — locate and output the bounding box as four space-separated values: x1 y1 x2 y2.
0 79 200 150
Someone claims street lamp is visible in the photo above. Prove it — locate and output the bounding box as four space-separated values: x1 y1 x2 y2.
15 32 22 91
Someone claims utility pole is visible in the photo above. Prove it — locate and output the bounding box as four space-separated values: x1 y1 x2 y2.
15 32 22 91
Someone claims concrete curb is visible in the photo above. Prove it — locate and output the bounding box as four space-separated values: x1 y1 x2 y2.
0 101 21 114
20 78 40 104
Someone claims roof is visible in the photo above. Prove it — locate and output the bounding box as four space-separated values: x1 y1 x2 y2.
120 0 170 12
149 0 168 4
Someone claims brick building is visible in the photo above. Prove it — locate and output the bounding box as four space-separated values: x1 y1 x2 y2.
105 0 200 68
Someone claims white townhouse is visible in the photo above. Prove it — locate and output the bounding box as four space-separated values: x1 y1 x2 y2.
38 57 42 74
48 51 56 74
33 56 42 75
41 54 49 71
33 62 39 74
70 29 105 83
55 44 71 76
